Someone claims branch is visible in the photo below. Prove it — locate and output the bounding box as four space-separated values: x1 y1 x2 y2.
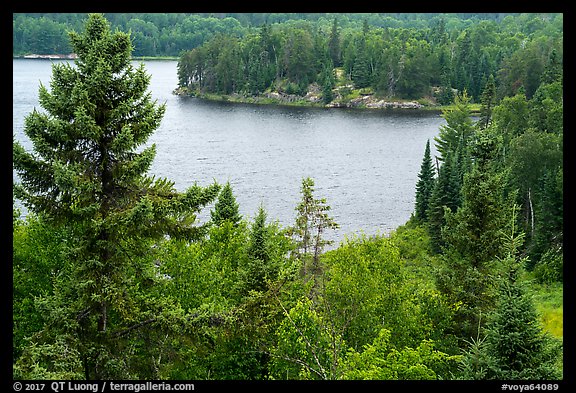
265 350 326 380
111 318 157 338
76 307 93 322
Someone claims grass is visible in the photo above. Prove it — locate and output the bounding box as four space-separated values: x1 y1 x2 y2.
530 280 563 339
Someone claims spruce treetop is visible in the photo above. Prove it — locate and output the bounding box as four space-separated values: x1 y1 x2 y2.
12 13 220 379
211 181 242 226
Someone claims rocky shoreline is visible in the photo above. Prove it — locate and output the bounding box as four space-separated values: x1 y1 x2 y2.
175 85 428 111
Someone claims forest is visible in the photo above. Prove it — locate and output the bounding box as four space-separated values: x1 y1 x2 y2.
12 13 563 382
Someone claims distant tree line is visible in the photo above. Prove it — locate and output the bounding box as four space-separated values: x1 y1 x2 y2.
175 13 562 102
14 13 563 100
15 13 536 58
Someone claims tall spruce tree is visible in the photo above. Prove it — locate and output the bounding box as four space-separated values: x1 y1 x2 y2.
478 74 496 130
13 14 220 379
459 214 562 379
243 204 273 293
414 139 436 222
434 90 475 163
211 181 242 226
480 261 563 379
328 18 341 67
426 150 460 253
436 129 511 341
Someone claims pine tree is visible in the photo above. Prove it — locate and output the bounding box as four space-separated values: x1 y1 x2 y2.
436 130 511 341
242 204 273 293
478 74 496 129
482 263 562 379
445 130 509 267
414 139 436 222
289 177 338 274
351 51 372 89
541 47 562 85
211 181 242 226
426 151 460 253
322 66 335 104
328 18 341 67
459 214 562 379
434 90 475 163
13 14 220 379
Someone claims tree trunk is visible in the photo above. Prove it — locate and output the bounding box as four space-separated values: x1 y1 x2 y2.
528 188 535 238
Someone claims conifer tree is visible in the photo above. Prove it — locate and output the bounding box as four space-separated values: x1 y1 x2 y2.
351 51 372 89
436 129 511 341
426 151 460 253
414 139 436 222
478 74 496 130
459 213 562 379
13 13 220 379
434 90 475 163
289 178 338 274
248 204 269 263
328 18 341 67
211 181 242 226
322 66 335 104
243 204 273 293
481 262 563 379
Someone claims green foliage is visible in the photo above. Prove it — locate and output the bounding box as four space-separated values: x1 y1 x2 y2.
13 12 563 381
288 177 339 275
435 165 511 341
240 205 291 295
533 247 563 284
173 13 561 102
13 13 219 379
442 167 509 268
491 91 529 147
459 253 562 379
211 181 242 226
323 235 439 351
12 214 72 362
341 329 460 380
414 139 435 222
434 91 475 163
269 297 344 380
506 128 562 266
426 150 462 253
478 74 496 129
13 335 85 380
15 13 562 103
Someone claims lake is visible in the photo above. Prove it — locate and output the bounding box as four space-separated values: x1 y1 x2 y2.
13 59 446 244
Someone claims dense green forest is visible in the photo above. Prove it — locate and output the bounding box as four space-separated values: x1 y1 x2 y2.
14 12 550 57
13 12 563 104
175 12 563 105
13 13 563 382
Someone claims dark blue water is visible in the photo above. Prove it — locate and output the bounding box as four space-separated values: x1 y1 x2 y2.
13 59 445 244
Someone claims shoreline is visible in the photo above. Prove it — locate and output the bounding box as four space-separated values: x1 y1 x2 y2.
14 54 180 61
14 56 479 114
174 87 481 115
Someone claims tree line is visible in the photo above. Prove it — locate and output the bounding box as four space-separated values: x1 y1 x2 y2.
14 13 562 102
13 13 563 381
175 13 562 103
14 13 543 57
